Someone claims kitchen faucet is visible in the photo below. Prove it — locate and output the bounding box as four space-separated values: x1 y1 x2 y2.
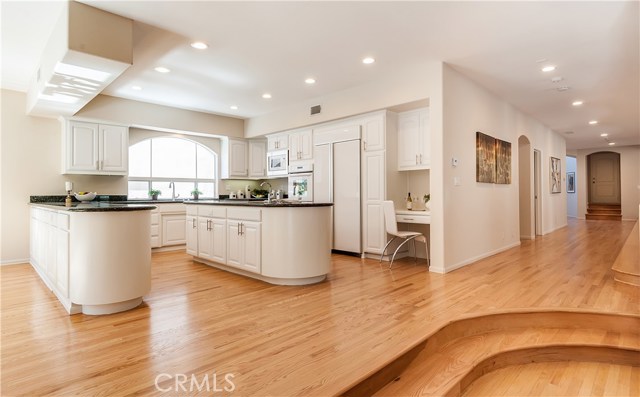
169 182 179 201
260 181 273 203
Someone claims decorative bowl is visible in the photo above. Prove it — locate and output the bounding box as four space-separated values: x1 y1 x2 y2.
74 192 97 202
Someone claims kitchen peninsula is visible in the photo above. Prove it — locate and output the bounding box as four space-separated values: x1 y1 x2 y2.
29 199 155 315
185 201 333 285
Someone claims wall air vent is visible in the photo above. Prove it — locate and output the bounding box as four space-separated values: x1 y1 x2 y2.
310 105 321 115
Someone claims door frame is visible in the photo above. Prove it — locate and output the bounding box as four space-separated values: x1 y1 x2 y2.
586 151 621 205
534 149 542 236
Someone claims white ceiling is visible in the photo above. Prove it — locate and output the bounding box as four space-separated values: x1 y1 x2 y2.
2 1 638 150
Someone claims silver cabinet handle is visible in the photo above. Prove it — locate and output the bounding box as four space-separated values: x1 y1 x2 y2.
192 218 196 229
364 141 367 151
237 223 240 235
416 154 419 164
96 160 99 169
420 154 423 164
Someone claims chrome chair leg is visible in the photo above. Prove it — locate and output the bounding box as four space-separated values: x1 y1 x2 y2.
389 235 419 269
413 238 417 264
380 236 398 263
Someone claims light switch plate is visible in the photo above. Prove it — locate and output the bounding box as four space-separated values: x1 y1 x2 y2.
454 176 461 186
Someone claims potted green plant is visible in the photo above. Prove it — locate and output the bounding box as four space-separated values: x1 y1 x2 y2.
191 188 202 200
149 189 161 200
423 194 431 210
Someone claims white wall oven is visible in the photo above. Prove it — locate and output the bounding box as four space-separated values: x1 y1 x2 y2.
267 149 288 176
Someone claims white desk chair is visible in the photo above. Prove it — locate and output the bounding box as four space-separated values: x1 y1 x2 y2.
381 200 427 269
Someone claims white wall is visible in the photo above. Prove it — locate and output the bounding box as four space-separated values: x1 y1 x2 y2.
1 89 127 264
566 156 578 218
575 146 640 220
76 94 245 138
245 62 444 137
439 64 567 273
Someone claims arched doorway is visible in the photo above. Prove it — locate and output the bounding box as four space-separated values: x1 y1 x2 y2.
586 152 621 220
518 136 533 239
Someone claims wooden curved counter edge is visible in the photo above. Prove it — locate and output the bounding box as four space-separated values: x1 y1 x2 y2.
612 220 640 287
341 309 640 397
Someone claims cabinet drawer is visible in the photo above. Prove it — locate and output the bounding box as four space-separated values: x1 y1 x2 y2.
227 207 261 222
57 213 70 230
158 203 186 213
396 214 430 224
186 205 198 216
199 206 226 218
150 213 160 225
150 224 160 237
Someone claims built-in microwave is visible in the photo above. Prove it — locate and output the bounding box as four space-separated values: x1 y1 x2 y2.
267 149 288 176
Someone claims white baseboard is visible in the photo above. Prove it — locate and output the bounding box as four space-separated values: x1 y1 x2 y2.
1 258 30 266
544 222 567 235
441 240 522 273
152 245 186 253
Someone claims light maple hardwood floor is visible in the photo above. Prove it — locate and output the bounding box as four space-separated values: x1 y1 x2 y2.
1 218 638 396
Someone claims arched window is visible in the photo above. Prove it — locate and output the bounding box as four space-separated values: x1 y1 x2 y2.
128 137 217 199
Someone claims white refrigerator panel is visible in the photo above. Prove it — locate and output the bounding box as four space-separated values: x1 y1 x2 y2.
333 140 361 253
313 144 332 203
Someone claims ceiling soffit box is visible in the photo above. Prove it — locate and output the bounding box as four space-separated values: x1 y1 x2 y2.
26 1 132 117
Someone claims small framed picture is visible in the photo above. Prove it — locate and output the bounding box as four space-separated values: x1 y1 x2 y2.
567 172 575 193
550 157 561 194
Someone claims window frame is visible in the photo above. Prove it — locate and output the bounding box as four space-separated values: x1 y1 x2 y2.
127 137 218 200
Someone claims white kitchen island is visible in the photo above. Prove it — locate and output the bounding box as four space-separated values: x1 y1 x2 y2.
185 201 333 285
29 201 155 315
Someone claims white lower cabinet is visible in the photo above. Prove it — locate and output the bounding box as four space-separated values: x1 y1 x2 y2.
186 215 198 256
226 220 261 273
162 214 186 246
186 205 261 275
198 217 226 264
29 208 70 301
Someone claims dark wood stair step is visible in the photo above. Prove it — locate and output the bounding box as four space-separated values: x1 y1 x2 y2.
586 214 622 221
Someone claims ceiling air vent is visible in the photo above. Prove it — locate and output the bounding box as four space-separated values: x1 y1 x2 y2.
310 105 321 115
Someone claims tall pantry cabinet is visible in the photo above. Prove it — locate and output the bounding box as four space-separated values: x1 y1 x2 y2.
361 111 403 257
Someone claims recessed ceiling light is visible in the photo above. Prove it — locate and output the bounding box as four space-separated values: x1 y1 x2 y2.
362 57 375 64
589 120 598 125
572 100 583 106
262 93 272 99
600 133 608 137
131 85 142 91
154 66 170 73
190 41 208 50
608 142 616 146
305 78 316 84
230 105 238 110
542 65 556 72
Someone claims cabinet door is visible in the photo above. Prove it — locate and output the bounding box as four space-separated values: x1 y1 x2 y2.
419 110 430 167
197 217 213 260
241 221 261 273
99 124 128 173
248 141 266 178
298 130 313 160
55 228 69 298
363 151 386 254
162 214 186 246
289 130 313 161
363 117 385 151
67 121 99 172
364 151 386 202
210 218 227 264
364 202 385 254
226 220 242 268
46 218 56 281
229 140 248 177
267 134 288 151
186 216 198 255
397 112 420 170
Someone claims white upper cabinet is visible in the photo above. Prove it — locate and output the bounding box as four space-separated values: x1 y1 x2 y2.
267 134 288 151
397 108 430 170
248 140 266 178
289 129 313 161
221 138 248 178
63 120 128 175
362 116 385 152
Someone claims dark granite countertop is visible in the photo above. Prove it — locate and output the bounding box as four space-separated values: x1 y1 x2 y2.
184 199 333 207
30 202 156 212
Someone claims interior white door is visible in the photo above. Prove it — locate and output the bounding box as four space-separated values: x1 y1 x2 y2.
589 152 621 204
313 144 332 203
333 140 361 253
